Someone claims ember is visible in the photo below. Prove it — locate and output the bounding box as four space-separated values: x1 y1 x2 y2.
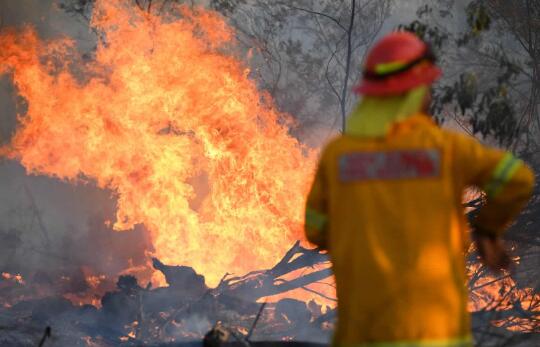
1 272 25 285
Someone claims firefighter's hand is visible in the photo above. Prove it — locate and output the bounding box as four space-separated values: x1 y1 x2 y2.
473 229 511 274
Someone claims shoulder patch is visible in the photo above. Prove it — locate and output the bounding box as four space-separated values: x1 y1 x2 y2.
339 149 441 182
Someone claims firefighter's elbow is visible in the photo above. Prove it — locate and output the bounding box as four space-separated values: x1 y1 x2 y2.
496 164 535 203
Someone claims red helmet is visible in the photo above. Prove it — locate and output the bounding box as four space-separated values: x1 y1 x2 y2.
353 31 441 96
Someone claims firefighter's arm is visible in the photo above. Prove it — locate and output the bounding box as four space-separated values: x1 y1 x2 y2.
304 157 329 249
453 133 534 235
453 134 534 272
474 153 535 235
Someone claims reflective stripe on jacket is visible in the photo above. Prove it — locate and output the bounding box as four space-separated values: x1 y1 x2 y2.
304 114 534 345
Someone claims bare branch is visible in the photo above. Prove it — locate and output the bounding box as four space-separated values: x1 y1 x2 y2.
286 5 347 32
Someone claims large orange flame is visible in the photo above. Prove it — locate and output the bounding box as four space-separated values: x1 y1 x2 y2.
0 1 316 287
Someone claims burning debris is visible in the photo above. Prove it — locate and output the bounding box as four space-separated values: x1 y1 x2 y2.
1 236 538 346
0 243 335 346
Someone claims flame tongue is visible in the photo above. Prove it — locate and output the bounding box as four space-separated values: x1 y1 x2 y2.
0 1 316 286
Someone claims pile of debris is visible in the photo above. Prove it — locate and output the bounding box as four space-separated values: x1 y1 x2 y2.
1 236 539 347
0 242 335 347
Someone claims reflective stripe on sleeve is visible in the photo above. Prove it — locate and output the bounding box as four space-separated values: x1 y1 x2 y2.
338 336 473 347
484 153 523 198
305 207 327 231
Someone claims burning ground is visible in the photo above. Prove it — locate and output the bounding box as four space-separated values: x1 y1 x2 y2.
0 238 539 346
0 242 336 346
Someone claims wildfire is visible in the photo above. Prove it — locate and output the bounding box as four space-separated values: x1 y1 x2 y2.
3 3 535 337
0 0 316 287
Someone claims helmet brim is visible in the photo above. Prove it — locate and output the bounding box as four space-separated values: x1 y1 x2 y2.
353 64 442 96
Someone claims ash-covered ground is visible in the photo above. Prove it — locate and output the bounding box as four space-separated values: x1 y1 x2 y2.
0 244 335 347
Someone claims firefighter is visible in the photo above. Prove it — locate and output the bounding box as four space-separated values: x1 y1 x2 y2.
304 31 534 346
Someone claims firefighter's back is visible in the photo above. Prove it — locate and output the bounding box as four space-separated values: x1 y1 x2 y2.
321 114 472 344
304 31 534 347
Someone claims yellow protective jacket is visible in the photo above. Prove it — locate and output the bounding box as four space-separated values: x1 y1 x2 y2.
305 114 534 347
